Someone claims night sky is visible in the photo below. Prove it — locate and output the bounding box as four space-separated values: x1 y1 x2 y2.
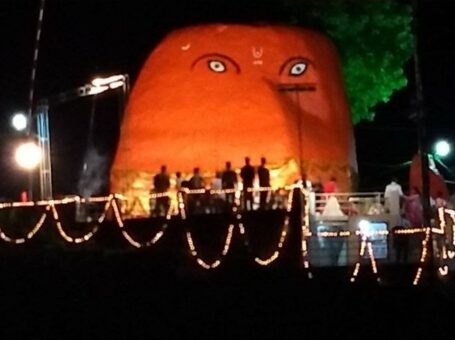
0 0 454 199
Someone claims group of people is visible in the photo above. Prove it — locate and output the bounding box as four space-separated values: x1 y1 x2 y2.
384 177 451 228
384 177 454 264
151 157 272 215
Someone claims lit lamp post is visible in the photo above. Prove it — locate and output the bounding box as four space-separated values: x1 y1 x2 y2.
434 140 451 159
10 112 39 200
15 142 42 171
432 139 454 180
11 113 28 132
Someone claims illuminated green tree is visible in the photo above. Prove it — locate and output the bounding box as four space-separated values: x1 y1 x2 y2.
286 0 414 124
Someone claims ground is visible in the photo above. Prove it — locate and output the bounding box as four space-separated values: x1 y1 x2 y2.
0 247 454 338
0 209 453 338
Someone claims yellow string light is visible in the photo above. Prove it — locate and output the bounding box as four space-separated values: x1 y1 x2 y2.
439 207 455 246
246 187 274 193
300 188 313 278
413 227 431 286
0 206 49 244
366 241 379 280
355 230 389 237
177 192 187 220
0 189 454 285
238 223 245 235
182 188 206 195
111 197 125 228
393 228 425 235
442 245 448 260
438 265 448 277
433 207 455 279
238 188 293 266
340 230 351 237
97 196 114 224
85 196 112 203
350 263 360 282
254 218 289 266
111 198 170 248
51 203 99 244
222 225 234 256
350 234 382 283
185 224 235 270
255 251 279 266
179 188 238 269
316 231 352 238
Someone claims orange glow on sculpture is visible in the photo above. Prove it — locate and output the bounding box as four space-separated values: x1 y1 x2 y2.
111 24 356 204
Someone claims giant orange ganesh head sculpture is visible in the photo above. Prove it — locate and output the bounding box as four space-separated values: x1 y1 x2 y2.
111 24 357 209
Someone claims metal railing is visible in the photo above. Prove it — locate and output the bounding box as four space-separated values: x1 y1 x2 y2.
123 186 295 218
312 192 384 217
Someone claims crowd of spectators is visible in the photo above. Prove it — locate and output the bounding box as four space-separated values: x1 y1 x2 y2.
150 157 345 216
150 157 275 215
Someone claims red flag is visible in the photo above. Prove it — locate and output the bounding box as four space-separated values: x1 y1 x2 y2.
409 154 449 199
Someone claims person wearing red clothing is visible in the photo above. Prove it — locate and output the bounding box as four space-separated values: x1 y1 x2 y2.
323 177 338 193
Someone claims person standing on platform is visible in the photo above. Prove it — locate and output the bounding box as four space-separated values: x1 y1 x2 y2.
301 173 312 191
152 165 170 216
312 178 323 194
384 177 403 216
189 167 204 190
188 167 205 214
257 157 270 209
221 161 238 206
240 157 255 210
175 171 184 191
210 171 223 213
392 214 411 264
322 176 339 216
435 191 447 209
323 176 338 194
404 187 423 227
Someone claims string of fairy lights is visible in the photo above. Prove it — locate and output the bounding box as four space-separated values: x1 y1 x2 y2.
249 189 293 266
1 188 455 285
350 233 380 283
301 188 313 278
111 197 170 248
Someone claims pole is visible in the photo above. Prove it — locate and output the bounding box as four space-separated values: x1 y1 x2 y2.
27 0 46 126
277 84 316 179
26 0 47 201
293 90 304 179
413 0 434 280
36 102 52 200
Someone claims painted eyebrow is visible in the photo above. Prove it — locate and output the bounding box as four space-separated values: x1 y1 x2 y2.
279 56 315 75
191 53 241 73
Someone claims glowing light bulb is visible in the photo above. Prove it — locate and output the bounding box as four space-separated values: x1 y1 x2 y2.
11 113 27 131
15 142 41 170
434 140 451 158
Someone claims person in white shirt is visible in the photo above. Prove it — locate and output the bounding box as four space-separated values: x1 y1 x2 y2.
175 171 184 191
210 172 224 213
384 178 403 216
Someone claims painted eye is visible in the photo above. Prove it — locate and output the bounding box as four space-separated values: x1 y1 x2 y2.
289 62 307 76
192 54 240 74
208 60 226 73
